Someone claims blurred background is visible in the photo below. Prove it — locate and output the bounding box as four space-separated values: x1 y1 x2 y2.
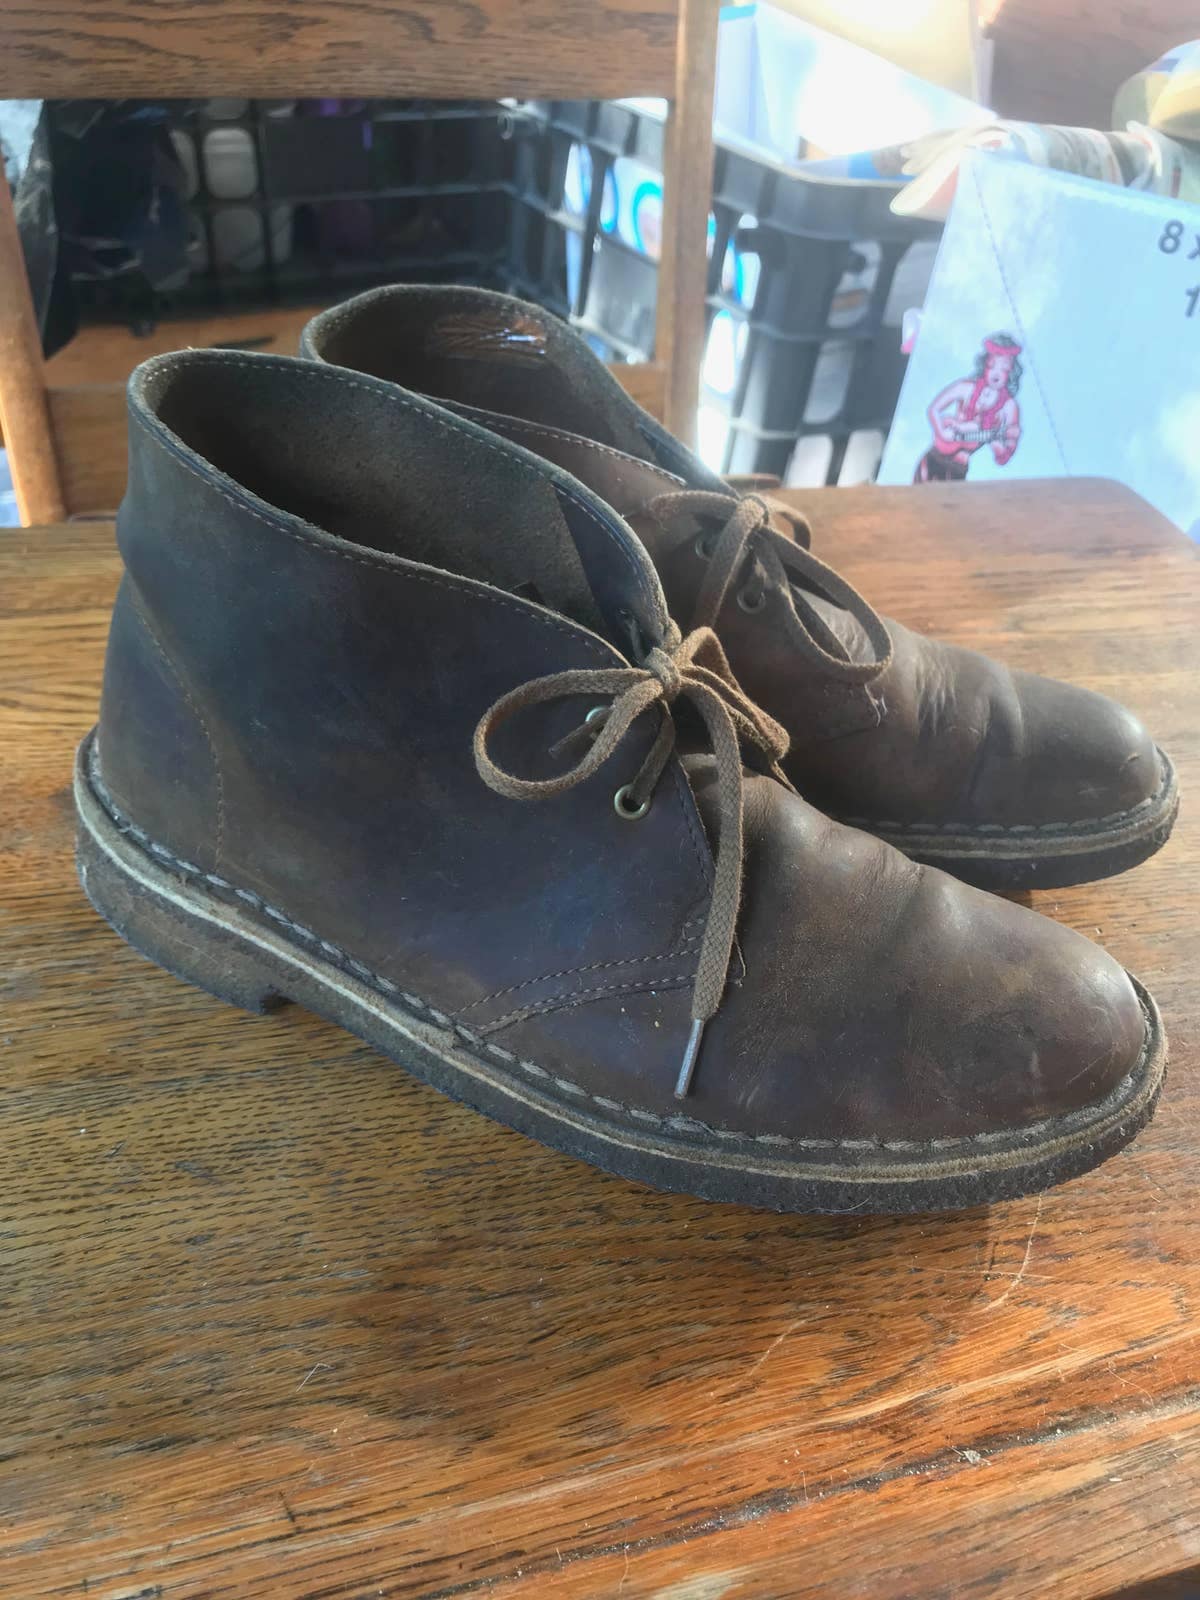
2 0 1197 524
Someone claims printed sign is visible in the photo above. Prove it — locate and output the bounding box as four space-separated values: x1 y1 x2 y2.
879 151 1200 537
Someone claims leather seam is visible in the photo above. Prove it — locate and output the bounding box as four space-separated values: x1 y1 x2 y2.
125 588 227 870
455 919 704 1014
479 973 697 1033
810 698 884 741
479 413 687 485
88 746 1151 1158
795 678 883 742
670 759 717 894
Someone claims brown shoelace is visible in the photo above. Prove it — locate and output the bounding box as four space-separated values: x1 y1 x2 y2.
474 623 790 1097
650 490 894 682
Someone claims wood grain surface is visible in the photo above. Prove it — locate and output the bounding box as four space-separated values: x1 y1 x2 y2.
0 0 680 101
656 0 719 443
2 479 1199 1598
0 0 709 521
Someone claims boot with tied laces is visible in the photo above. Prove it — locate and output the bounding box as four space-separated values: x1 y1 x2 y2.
302 285 1179 892
75 350 1165 1214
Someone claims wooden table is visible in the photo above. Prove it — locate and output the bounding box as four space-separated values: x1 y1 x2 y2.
3 480 1199 1599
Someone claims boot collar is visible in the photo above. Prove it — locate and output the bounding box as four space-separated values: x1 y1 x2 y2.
127 348 674 660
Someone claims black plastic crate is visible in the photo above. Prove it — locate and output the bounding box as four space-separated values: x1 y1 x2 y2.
508 99 941 484
67 98 521 320
504 99 667 359
56 94 940 484
706 140 940 482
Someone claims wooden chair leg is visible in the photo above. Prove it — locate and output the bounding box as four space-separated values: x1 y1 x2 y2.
657 0 720 448
0 173 65 525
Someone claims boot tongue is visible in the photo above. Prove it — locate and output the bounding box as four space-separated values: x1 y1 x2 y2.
409 303 691 652
316 286 876 665
459 417 880 670
422 396 736 606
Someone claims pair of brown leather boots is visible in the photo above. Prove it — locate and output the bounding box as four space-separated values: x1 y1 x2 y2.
76 286 1177 1214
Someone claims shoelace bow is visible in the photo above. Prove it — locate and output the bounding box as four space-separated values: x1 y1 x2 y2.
650 490 894 682
474 623 791 1097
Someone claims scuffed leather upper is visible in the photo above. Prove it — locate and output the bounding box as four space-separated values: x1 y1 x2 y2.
645 515 1163 833
95 349 1148 1148
301 284 1164 839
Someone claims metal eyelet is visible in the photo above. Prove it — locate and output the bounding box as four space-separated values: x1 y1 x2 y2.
737 585 766 613
613 783 651 821
693 530 718 560
584 704 610 729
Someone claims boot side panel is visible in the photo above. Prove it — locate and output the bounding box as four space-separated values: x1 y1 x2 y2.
100 403 713 1032
95 574 223 873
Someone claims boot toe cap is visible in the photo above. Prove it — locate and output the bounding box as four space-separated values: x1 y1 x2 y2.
949 905 1149 1131
1002 671 1163 829
719 792 1154 1146
861 865 1152 1143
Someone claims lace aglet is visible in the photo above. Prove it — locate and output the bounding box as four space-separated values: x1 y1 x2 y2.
675 1018 706 1098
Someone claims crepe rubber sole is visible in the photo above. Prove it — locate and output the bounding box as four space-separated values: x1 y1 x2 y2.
855 748 1180 892
74 733 1166 1215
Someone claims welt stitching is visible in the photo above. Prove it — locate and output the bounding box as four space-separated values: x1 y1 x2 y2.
154 352 662 624
842 753 1173 837
127 588 226 870
88 746 1149 1158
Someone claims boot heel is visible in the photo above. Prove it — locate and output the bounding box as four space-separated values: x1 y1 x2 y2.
75 784 288 1017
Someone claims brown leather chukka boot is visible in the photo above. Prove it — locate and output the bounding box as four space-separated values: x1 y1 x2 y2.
301 286 1178 892
75 349 1165 1213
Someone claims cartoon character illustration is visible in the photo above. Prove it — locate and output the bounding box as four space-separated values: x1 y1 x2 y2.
914 333 1023 483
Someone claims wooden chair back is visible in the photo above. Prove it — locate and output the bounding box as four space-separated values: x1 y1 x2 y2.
0 0 718 524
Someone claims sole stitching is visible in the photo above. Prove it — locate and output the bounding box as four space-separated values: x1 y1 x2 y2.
85 744 1154 1161
840 750 1175 840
